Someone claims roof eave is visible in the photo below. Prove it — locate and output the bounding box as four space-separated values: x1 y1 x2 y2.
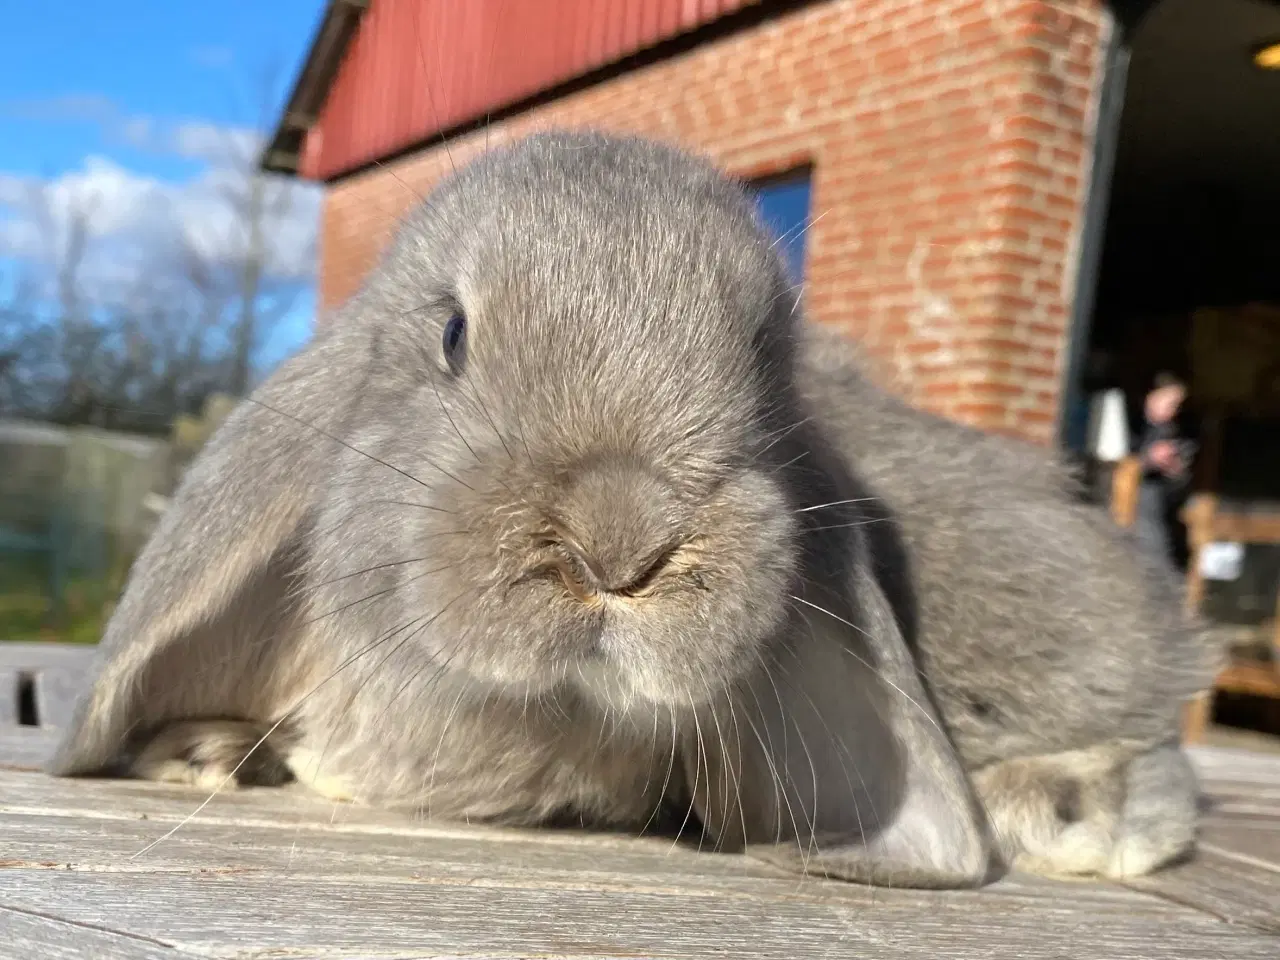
259 0 370 178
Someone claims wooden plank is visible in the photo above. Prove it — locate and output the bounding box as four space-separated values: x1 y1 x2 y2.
0 769 1173 905
1122 753 1280 936
1110 455 1141 528
1189 745 1280 787
3 694 1279 957
1127 849 1280 935
1200 784 1280 816
6 748 1274 834
1198 815 1280 869
0 642 94 735
0 669 19 727
0 907 199 960
2 767 694 839
0 727 59 772
0 642 98 672
9 764 1275 900
2 768 1278 960
0 806 1171 911
4 870 1277 960
32 666 87 730
1216 660 1280 700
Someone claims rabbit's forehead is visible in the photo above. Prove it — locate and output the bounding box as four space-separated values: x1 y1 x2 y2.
451 199 775 332
442 152 775 289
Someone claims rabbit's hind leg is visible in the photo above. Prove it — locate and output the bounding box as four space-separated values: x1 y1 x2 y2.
130 719 294 792
1104 742 1199 879
971 741 1196 881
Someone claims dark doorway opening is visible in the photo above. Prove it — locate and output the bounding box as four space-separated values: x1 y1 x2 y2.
1070 0 1280 742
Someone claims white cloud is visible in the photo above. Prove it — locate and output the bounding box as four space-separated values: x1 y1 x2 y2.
1 96 269 165
0 93 320 312
0 152 322 301
168 122 265 165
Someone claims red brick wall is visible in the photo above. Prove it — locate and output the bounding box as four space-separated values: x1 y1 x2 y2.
316 0 1113 444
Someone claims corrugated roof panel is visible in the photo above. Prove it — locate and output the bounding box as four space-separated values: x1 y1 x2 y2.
300 0 756 180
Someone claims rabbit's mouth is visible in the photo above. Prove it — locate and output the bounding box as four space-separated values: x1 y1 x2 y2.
519 529 711 606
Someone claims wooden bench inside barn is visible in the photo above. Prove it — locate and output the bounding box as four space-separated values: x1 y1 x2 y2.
2 640 1278 958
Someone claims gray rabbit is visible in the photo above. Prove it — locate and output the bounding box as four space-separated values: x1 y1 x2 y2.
49 130 1213 889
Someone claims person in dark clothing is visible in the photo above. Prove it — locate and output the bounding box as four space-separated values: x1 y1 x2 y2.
1135 373 1198 570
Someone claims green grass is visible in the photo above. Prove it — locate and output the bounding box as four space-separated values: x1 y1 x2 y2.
0 555 125 644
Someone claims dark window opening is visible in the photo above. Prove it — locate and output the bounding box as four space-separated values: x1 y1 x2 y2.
748 168 814 287
17 672 38 727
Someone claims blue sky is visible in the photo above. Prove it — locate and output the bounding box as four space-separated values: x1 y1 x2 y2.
0 0 328 368
0 0 820 377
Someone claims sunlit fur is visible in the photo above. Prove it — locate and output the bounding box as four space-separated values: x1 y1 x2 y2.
308 134 802 711
50 131 1213 888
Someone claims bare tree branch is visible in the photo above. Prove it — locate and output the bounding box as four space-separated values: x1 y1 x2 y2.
0 55 315 431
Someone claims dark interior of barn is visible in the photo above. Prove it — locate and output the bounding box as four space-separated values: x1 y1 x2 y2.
1082 0 1280 738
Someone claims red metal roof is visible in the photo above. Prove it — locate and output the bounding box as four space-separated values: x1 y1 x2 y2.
289 0 759 181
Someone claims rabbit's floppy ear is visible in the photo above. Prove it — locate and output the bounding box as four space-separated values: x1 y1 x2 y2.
688 561 995 889
47 330 365 778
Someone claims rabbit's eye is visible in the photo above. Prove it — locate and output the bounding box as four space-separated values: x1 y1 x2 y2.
442 312 467 374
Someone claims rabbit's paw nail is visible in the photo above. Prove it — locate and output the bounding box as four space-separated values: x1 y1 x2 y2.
1014 822 1111 878
1104 833 1187 879
143 758 240 792
286 748 357 803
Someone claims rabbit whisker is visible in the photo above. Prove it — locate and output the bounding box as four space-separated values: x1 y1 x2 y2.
364 631 479 811
803 517 895 534
429 373 492 482
409 2 458 177
697 669 743 856
248 396 475 493
719 687 752 858
582 663 614 771
362 498 455 515
636 699 677 840
455 367 521 466
753 415 813 461
740 670 806 853
307 593 472 804
299 565 447 627
128 604 457 859
772 450 812 474
310 555 438 589
756 657 817 873
302 506 457 545
425 682 472 822
670 695 706 859
373 159 428 208
775 641 880 893
769 208 830 254
795 497 880 514
787 594 944 738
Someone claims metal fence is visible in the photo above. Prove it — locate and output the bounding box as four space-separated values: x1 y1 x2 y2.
0 419 170 642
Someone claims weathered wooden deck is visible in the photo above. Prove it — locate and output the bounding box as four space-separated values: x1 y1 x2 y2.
2 642 1278 959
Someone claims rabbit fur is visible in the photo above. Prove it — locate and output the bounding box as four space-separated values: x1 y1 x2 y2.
49 130 1213 888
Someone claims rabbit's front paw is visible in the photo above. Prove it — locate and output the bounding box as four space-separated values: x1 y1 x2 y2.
285 747 358 803
130 719 292 792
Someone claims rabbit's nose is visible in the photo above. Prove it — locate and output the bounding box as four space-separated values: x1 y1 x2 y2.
546 454 685 599
558 532 677 598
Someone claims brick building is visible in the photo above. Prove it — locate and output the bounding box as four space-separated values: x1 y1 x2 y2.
263 0 1280 451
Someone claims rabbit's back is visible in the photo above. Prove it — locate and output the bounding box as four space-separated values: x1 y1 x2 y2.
799 322 1213 768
